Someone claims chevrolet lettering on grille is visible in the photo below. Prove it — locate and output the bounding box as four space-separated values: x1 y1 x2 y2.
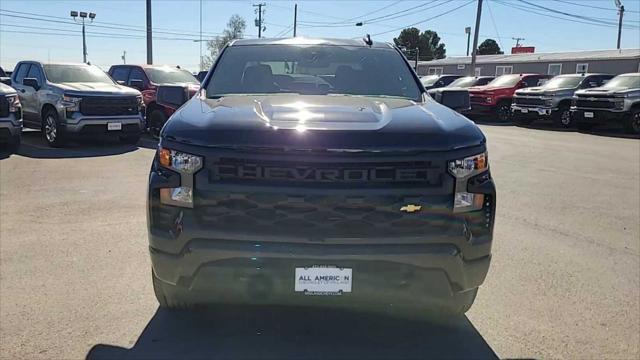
210 163 441 184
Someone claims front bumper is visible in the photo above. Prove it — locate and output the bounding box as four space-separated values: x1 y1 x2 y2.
511 105 556 117
570 108 629 124
58 108 144 135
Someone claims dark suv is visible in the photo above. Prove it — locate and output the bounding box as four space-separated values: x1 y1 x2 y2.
147 38 496 317
108 65 200 137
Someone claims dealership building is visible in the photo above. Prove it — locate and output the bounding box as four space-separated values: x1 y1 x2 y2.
417 49 640 77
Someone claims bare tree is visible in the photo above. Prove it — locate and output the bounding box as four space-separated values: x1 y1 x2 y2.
202 14 246 69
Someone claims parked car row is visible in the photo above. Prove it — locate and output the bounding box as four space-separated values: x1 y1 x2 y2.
0 61 200 150
423 72 640 134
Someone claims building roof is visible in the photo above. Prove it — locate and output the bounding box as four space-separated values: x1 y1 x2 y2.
420 49 640 66
230 37 393 49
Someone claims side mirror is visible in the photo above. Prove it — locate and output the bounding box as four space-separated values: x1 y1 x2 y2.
23 77 40 90
156 85 189 109
129 79 144 90
437 89 471 112
0 77 11 86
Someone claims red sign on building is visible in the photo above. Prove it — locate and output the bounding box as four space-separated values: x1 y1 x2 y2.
511 46 535 54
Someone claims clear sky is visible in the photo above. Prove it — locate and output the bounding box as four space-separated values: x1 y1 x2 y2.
1 0 639 72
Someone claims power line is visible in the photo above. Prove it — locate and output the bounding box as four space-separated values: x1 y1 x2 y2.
298 0 440 25
552 0 639 14
368 0 476 37
485 0 504 50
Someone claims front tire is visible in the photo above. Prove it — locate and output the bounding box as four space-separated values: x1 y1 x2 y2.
553 105 572 128
42 108 66 147
496 101 512 123
623 109 640 135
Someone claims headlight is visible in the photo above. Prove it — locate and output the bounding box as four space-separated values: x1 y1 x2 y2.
61 95 81 112
448 152 488 179
449 152 489 213
485 97 493 103
136 95 144 109
158 148 203 208
5 94 20 112
158 148 203 174
571 98 577 107
544 98 553 107
614 99 625 110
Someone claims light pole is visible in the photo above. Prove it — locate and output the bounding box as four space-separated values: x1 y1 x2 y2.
70 11 95 64
465 27 471 56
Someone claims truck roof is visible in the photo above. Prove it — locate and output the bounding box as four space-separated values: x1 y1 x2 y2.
229 37 394 49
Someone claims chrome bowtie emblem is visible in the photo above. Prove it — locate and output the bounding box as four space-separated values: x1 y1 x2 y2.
400 204 422 213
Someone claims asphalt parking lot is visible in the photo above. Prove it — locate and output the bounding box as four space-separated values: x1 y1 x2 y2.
1 124 638 360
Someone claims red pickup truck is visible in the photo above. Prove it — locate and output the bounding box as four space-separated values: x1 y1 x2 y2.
466 73 552 122
108 65 200 137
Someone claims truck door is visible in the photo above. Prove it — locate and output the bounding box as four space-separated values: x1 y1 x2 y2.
22 64 45 124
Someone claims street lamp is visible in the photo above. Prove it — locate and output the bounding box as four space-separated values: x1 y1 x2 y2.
70 10 96 63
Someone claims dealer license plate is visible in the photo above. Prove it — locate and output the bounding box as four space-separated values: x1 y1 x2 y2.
107 122 122 131
584 112 594 118
295 266 352 295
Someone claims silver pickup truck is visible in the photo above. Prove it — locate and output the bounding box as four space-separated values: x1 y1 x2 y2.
511 73 614 127
0 82 22 151
11 61 144 147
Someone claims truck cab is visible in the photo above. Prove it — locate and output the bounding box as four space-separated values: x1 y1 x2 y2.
467 73 553 122
108 65 200 138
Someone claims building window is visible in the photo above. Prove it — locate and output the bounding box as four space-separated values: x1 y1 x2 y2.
495 66 513 76
428 67 443 75
548 63 562 76
576 63 588 74
475 67 482 76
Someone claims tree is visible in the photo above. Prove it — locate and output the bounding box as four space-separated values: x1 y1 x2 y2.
393 28 446 61
202 14 246 69
477 39 504 55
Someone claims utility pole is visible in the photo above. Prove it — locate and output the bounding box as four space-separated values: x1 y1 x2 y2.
254 3 266 38
70 11 95 64
415 47 419 72
512 37 525 47
469 0 483 76
121 51 126 64
199 0 203 70
146 0 153 64
465 27 471 56
293 4 297 37
615 0 624 49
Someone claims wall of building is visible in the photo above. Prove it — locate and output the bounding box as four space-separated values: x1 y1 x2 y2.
418 58 640 76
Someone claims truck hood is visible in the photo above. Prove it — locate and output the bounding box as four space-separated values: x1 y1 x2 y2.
162 94 485 151
0 82 16 95
54 82 141 96
516 86 574 97
468 85 512 94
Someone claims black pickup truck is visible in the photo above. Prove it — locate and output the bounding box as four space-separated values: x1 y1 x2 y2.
147 38 496 317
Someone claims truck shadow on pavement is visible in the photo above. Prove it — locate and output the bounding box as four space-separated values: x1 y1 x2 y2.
86 306 498 360
0 131 158 160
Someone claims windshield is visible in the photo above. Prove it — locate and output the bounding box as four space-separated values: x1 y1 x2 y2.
207 45 421 100
43 64 114 83
146 67 198 84
542 76 584 89
486 74 521 87
420 75 439 86
601 74 640 89
447 77 477 88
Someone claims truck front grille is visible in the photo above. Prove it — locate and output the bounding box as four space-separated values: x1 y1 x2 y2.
513 97 544 106
195 191 456 239
79 96 139 116
469 95 486 104
575 99 615 109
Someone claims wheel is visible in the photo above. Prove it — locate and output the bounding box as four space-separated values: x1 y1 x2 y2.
119 134 141 144
152 270 193 310
576 122 595 131
42 108 66 147
623 109 640 135
495 101 512 122
553 105 572 128
148 109 167 139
